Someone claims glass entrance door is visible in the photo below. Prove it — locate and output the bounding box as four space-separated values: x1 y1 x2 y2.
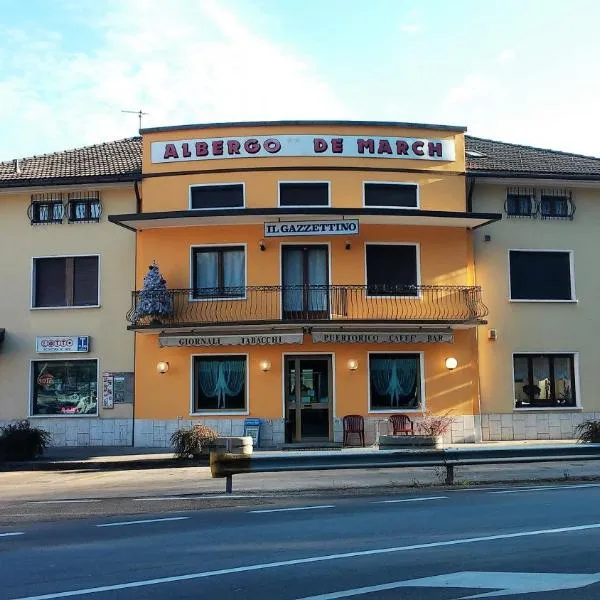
285 356 331 442
282 245 329 319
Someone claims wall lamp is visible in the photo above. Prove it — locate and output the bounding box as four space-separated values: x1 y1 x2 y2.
445 357 458 371
156 361 170 375
259 359 271 372
344 240 352 250
347 359 359 371
259 239 266 251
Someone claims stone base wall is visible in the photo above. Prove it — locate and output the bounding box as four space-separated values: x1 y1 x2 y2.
481 412 588 441
0 418 134 447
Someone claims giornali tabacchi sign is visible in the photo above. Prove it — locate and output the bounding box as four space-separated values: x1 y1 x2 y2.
151 135 455 163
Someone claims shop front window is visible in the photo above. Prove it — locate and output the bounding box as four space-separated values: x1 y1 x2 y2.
32 360 98 415
513 353 576 408
369 353 421 410
193 355 247 412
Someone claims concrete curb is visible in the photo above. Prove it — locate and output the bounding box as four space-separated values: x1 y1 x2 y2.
0 457 209 472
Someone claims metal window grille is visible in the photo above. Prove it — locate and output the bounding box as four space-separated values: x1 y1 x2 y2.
539 188 575 220
28 192 64 225
505 187 536 218
67 191 102 223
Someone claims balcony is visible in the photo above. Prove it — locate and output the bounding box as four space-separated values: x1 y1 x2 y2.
127 285 488 330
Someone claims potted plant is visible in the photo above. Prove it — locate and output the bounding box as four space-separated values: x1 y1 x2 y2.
575 419 600 443
415 411 455 447
0 420 52 461
170 423 219 459
132 261 173 326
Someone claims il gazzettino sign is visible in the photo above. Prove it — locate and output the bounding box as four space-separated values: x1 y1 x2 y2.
265 219 359 237
151 134 455 163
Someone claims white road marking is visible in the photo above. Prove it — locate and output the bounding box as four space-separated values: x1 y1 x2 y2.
489 483 600 495
134 495 268 501
0 532 24 538
295 571 600 600
96 517 190 528
250 505 335 514
28 500 100 504
373 496 448 504
14 522 600 599
133 497 186 502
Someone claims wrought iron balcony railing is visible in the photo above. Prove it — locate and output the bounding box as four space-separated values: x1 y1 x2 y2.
126 285 488 329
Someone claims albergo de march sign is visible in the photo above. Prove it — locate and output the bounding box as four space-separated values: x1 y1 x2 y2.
265 219 359 237
151 134 455 163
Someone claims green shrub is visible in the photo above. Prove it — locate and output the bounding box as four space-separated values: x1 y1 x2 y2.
0 420 52 461
575 419 600 443
170 424 219 459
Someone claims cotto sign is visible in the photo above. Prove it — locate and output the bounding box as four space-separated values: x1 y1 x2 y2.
151 134 455 163
35 336 90 353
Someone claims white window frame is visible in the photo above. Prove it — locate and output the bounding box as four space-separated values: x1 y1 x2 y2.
188 182 246 210
367 350 426 414
362 181 420 210
364 242 421 299
508 249 577 303
30 254 101 310
511 351 581 411
277 180 331 208
29 357 100 418
189 353 250 416
189 243 248 302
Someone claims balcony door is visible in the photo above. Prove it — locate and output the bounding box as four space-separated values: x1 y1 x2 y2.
282 245 329 319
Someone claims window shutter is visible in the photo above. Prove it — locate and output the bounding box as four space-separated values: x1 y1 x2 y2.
73 257 99 306
35 258 67 307
279 183 329 206
364 183 418 208
366 245 418 294
191 184 244 209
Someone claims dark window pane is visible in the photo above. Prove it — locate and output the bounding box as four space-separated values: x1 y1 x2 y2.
540 196 569 217
366 245 418 296
279 183 329 206
32 360 98 415
191 184 243 209
369 353 421 409
192 247 244 298
35 258 66 307
509 251 572 300
506 194 533 216
194 356 246 411
364 183 418 208
73 257 99 305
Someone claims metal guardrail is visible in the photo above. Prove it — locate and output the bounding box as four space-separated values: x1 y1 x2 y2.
127 284 488 329
210 444 600 493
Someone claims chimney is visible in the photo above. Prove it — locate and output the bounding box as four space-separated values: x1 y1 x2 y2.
14 159 21 175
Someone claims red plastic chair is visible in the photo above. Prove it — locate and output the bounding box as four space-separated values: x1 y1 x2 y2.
389 414 414 436
343 415 365 447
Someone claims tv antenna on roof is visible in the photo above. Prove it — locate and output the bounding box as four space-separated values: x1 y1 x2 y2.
122 109 149 131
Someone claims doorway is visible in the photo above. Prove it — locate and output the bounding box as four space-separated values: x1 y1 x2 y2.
284 355 332 442
281 245 329 319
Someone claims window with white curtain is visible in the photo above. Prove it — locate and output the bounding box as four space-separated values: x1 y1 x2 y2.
193 355 247 412
192 246 245 299
369 353 421 410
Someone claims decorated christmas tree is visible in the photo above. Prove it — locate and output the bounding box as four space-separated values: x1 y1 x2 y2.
133 262 173 323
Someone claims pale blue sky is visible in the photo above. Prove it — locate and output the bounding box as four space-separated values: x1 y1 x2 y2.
1 0 598 161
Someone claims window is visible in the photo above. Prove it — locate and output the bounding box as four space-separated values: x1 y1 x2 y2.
193 355 247 412
540 191 573 219
279 182 329 207
192 247 245 299
32 360 98 416
509 250 573 301
29 193 64 224
366 244 418 296
364 183 418 208
369 353 422 410
190 184 244 209
505 188 535 217
67 192 101 223
513 354 576 408
33 256 99 308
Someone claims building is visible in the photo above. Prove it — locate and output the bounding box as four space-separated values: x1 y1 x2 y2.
108 121 499 447
468 138 600 440
0 139 140 446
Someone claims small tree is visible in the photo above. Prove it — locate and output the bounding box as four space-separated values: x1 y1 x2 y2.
133 261 173 324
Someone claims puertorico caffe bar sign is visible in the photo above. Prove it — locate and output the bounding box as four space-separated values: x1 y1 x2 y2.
151 134 455 164
312 331 454 344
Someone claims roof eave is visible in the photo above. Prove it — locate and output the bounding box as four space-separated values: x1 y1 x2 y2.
0 173 141 190
467 169 600 182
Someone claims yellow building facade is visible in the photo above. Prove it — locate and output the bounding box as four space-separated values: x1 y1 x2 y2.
110 121 499 446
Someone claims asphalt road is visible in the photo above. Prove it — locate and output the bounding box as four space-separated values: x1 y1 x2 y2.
2 483 600 599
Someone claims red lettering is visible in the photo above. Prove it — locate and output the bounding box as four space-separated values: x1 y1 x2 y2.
212 140 224 155
181 143 191 158
331 138 343 153
428 141 443 157
412 141 424 156
377 139 393 154
227 140 241 155
396 140 409 155
357 139 375 154
313 138 328 153
244 139 261 154
195 142 208 157
264 138 281 153
163 143 179 160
